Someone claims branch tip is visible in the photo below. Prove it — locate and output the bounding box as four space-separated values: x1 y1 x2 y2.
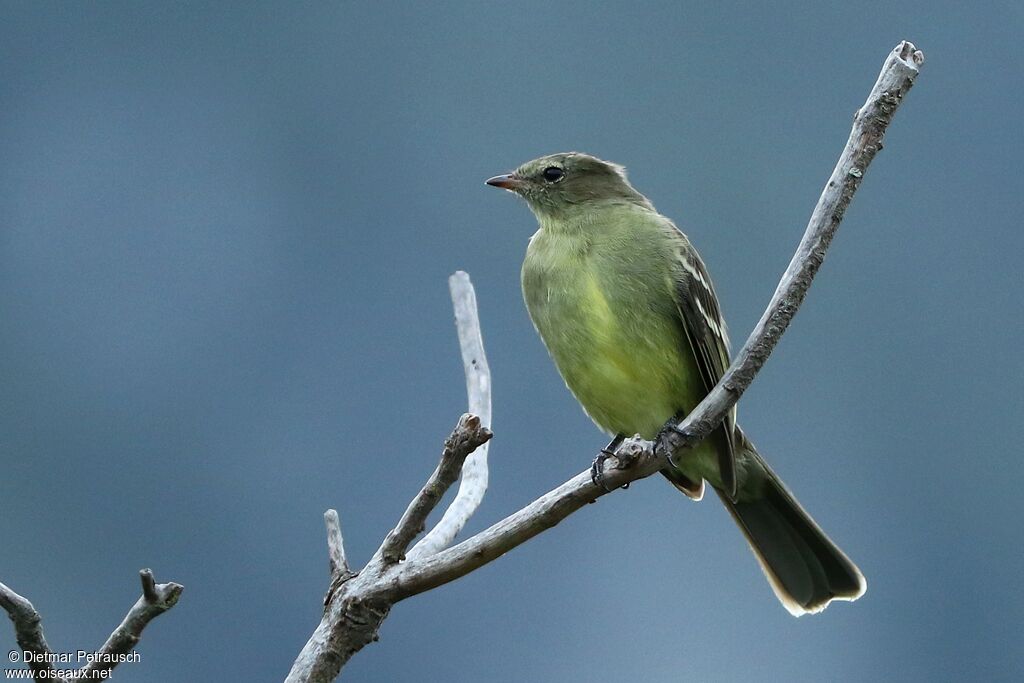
140 569 158 603
324 509 351 577
378 413 493 564
897 40 924 66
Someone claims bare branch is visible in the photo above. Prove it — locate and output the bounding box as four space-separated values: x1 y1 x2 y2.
2 569 182 682
391 460 634 598
0 581 61 681
324 509 351 578
377 415 493 564
288 570 391 683
79 569 184 678
409 272 493 559
658 39 924 460
289 42 924 682
391 39 924 599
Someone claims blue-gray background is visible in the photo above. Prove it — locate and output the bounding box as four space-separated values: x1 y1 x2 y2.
2 2 1021 681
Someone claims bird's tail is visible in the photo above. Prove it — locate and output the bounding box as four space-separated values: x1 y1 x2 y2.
716 438 866 616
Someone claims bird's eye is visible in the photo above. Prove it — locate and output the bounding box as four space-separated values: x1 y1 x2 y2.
542 166 565 183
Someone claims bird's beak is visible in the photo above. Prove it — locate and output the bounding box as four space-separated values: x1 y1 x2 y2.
485 174 524 192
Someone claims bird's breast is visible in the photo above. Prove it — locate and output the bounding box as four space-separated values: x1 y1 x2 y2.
521 229 699 439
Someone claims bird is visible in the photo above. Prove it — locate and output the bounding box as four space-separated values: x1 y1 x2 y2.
485 152 866 615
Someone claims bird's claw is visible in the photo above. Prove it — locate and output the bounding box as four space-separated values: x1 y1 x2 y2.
657 423 690 469
591 443 633 492
591 450 616 492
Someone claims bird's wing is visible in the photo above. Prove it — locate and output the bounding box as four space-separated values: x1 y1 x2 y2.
667 224 738 499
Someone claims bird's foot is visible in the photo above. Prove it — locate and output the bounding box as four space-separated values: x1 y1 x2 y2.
656 421 692 469
591 435 632 492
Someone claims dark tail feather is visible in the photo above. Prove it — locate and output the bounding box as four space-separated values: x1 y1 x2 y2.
716 447 866 616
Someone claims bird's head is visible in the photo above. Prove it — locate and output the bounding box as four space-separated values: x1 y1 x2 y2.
486 152 649 218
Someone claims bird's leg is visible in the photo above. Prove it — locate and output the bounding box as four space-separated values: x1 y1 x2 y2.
591 434 627 492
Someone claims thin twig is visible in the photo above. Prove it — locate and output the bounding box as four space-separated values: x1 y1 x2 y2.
408 272 493 559
324 510 350 578
140 568 160 604
79 570 183 678
377 415 493 563
657 40 925 461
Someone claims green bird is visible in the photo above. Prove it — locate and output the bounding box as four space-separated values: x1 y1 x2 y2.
486 152 866 615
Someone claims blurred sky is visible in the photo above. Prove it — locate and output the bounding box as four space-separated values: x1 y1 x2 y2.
1 2 1022 681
